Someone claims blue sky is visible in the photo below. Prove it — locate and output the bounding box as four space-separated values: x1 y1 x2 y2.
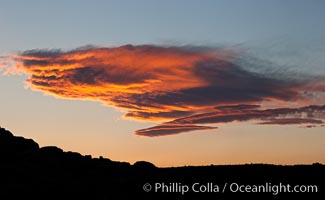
1 0 324 51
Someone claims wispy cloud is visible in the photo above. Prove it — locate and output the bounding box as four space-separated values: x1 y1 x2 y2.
258 118 324 125
171 104 325 125
138 104 325 136
1 44 325 137
135 124 217 137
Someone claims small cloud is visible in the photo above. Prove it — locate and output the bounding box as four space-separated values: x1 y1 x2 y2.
300 125 318 129
258 118 324 125
135 123 217 137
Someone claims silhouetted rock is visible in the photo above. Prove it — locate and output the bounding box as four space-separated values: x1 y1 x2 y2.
0 127 14 137
133 161 157 170
0 127 39 161
65 151 83 159
39 146 64 155
0 127 324 199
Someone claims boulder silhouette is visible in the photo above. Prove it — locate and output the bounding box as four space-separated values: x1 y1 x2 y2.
0 127 14 137
133 161 156 170
39 146 64 155
0 127 39 160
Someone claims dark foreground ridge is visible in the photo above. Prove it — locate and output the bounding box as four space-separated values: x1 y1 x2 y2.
0 127 324 199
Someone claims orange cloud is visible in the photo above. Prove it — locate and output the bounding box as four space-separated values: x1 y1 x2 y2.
2 44 325 137
8 46 236 117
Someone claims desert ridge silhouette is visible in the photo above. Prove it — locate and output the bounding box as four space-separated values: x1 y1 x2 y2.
0 126 324 199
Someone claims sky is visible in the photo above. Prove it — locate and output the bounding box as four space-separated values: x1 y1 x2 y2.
1 0 325 167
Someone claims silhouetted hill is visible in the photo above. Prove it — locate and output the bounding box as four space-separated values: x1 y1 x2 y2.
0 127 324 199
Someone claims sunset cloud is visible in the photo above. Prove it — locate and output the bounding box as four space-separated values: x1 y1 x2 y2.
138 104 325 136
171 104 325 125
135 124 216 137
300 125 318 129
258 118 324 125
2 44 325 137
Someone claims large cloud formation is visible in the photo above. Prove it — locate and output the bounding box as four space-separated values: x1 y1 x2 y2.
2 45 325 136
